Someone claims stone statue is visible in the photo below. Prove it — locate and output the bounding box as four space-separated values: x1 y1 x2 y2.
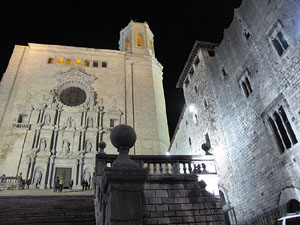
87 117 94 127
34 169 42 188
40 139 47 151
86 141 92 152
44 114 51 125
61 140 71 156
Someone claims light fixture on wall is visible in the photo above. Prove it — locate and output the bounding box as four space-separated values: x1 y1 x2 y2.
188 104 196 113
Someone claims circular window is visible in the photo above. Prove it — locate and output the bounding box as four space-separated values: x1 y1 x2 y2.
60 87 87 106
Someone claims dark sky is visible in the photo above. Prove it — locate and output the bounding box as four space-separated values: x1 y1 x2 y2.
1 2 242 138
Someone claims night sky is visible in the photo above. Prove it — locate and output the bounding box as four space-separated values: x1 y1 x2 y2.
1 1 242 138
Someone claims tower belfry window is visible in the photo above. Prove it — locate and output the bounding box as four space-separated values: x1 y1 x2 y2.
125 36 131 50
137 34 143 47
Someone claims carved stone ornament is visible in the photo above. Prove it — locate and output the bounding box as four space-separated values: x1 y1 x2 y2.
55 68 97 108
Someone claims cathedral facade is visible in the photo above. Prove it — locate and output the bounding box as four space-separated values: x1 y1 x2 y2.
0 21 170 189
170 0 300 224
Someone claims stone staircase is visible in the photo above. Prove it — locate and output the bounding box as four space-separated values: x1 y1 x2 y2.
0 195 96 225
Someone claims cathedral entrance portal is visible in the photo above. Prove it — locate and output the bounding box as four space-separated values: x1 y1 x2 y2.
55 168 72 188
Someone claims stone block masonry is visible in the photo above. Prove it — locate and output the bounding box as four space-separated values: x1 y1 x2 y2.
142 175 225 225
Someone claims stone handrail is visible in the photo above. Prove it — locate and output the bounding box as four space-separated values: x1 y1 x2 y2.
96 154 217 176
0 176 24 190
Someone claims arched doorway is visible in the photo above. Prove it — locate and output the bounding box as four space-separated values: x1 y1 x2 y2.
287 199 300 213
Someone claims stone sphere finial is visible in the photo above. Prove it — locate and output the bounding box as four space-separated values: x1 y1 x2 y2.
110 124 136 150
98 141 107 154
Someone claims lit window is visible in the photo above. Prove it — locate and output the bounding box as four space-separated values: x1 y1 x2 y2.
125 36 131 50
48 57 54 64
56 57 64 65
84 60 90 67
137 34 143 47
65 58 72 66
74 59 81 66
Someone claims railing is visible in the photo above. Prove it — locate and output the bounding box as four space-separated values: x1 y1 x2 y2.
96 154 217 176
0 176 23 190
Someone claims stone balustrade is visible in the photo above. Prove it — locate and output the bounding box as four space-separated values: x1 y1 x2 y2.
96 154 216 177
0 176 23 190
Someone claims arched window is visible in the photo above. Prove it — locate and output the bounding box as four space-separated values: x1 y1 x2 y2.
137 34 143 47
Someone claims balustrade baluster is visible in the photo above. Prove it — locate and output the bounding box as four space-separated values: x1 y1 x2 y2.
172 162 179 175
159 163 163 174
153 162 157 174
165 162 169 174
188 162 192 174
183 163 187 174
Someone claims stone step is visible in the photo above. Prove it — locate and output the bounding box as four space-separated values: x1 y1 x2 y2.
0 195 96 225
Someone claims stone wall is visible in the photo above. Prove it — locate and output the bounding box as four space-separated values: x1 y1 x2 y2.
143 176 225 225
170 0 300 224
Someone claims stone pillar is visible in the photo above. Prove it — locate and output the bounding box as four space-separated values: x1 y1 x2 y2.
97 125 147 225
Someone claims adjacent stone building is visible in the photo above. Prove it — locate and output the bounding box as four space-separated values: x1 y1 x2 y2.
0 21 170 189
170 0 300 224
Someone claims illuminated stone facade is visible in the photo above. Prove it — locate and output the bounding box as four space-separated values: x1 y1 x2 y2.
170 0 300 224
0 21 169 189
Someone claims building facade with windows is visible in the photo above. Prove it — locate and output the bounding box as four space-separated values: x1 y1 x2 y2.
169 0 300 224
0 21 170 189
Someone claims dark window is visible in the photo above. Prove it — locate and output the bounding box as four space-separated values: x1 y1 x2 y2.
208 50 215 57
268 106 298 153
194 86 198 94
93 61 98 67
110 119 117 128
48 58 54 64
189 67 194 77
184 78 190 88
221 67 228 79
272 31 289 56
102 61 107 68
18 114 27 123
60 87 87 107
194 56 200 66
188 137 192 146
244 29 251 40
241 76 253 98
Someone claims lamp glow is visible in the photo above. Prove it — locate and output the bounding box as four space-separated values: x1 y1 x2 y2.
188 104 196 113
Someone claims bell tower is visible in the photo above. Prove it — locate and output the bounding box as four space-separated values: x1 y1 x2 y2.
119 20 155 56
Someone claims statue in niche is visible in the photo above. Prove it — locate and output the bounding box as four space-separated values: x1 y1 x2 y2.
64 117 76 129
44 114 51 125
111 98 118 111
86 141 92 153
83 170 91 185
96 98 104 111
60 140 71 157
34 169 43 188
87 117 94 127
40 139 47 151
66 117 72 128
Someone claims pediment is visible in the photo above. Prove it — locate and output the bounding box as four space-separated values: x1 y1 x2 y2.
55 68 96 85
